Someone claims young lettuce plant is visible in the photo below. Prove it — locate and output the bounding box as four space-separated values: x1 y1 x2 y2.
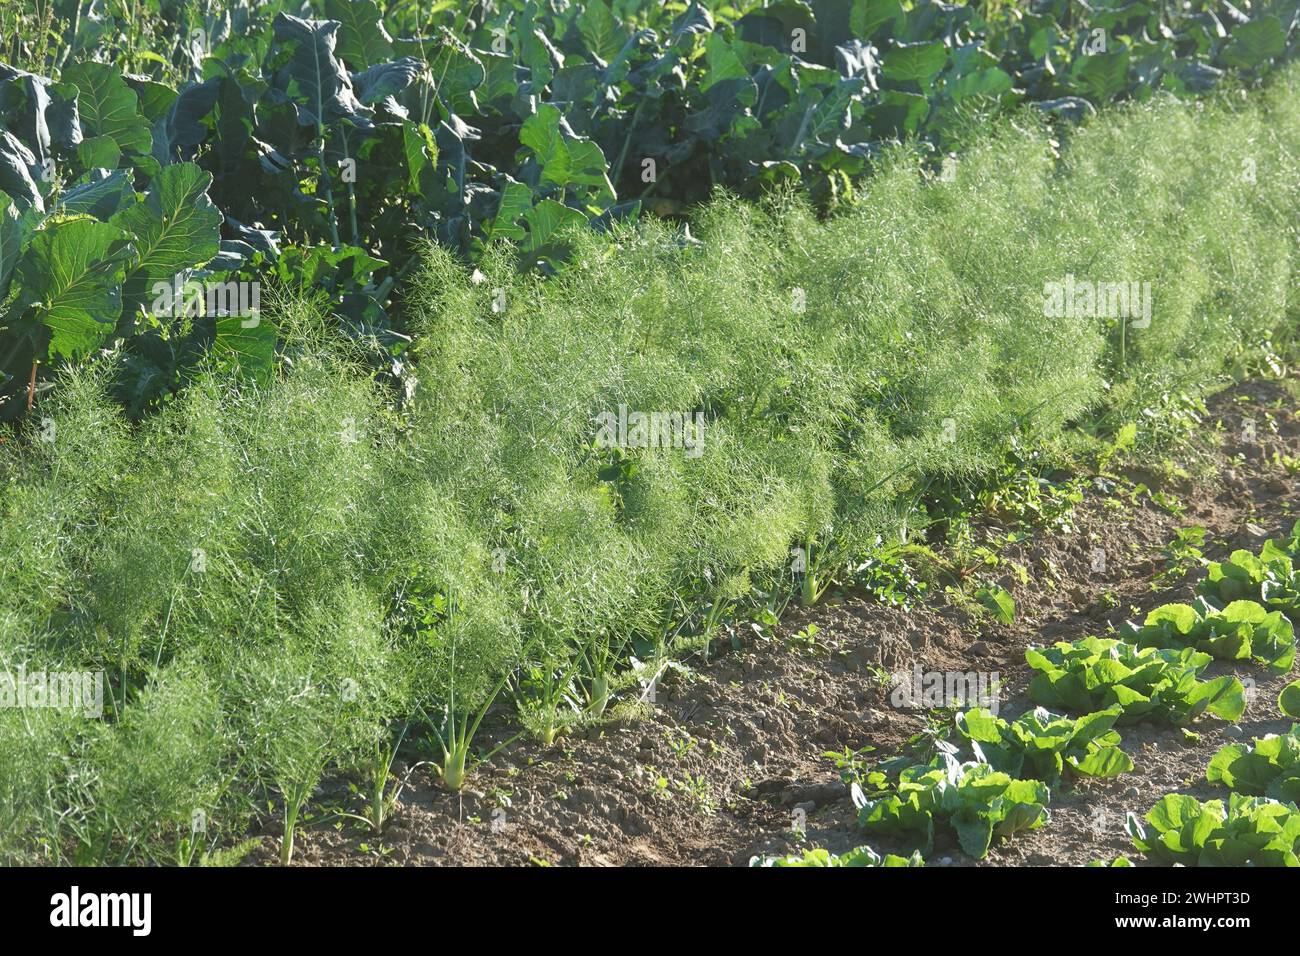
853 749 1050 860
1025 636 1246 725
1197 529 1300 619
1126 793 1300 867
1121 598 1296 673
1206 726 1300 803
955 706 1134 783
751 845 924 867
1283 681 1300 719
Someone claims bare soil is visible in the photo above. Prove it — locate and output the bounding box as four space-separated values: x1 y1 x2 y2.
247 377 1300 867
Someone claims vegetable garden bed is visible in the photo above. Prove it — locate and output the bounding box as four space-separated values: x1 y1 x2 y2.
230 376 1300 866
0 1 1298 872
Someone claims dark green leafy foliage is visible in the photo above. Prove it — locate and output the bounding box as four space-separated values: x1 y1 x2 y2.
0 162 264 415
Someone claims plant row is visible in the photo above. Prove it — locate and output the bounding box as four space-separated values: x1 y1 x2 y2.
2 0 1299 416
778 521 1300 867
1050 524 1300 866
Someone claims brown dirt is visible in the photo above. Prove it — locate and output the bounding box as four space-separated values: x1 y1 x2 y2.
246 376 1300 867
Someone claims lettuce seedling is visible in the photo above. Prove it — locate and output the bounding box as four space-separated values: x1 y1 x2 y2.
1025 637 1245 725
956 706 1134 783
855 753 1050 860
1283 681 1300 719
751 845 924 867
1197 523 1300 619
1126 793 1300 867
1206 726 1300 803
1122 598 1296 673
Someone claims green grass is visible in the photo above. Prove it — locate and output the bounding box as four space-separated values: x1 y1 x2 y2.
1 68 1299 863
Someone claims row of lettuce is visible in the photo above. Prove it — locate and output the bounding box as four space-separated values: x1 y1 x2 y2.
757 524 1300 866
2 0 1300 417
2 64 1299 864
